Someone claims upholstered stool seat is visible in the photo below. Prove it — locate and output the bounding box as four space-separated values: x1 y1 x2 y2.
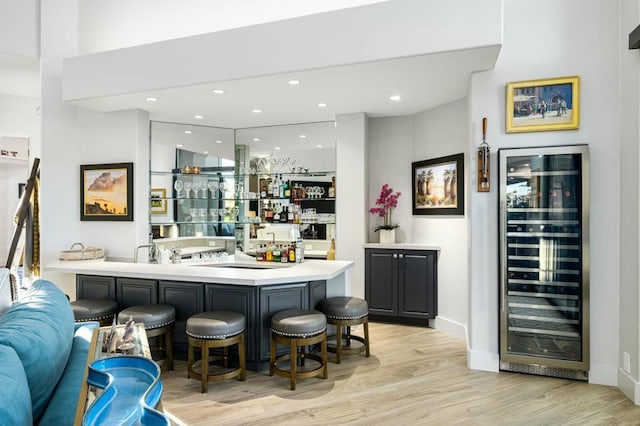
270 309 328 390
186 310 246 393
71 298 118 326
118 304 175 371
319 296 370 363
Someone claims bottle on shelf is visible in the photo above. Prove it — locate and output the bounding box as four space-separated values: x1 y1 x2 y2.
273 203 281 222
256 244 265 261
267 178 274 198
288 242 296 263
326 238 336 260
266 242 274 262
260 180 267 198
280 206 288 223
281 245 288 263
284 180 291 199
287 205 294 223
273 175 280 198
329 176 336 198
273 244 281 262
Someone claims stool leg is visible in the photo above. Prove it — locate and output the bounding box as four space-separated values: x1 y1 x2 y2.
363 317 370 358
335 321 343 364
187 340 194 379
223 346 229 369
238 333 246 381
321 332 328 379
166 325 174 371
201 341 208 393
269 333 276 377
290 338 297 391
346 325 352 346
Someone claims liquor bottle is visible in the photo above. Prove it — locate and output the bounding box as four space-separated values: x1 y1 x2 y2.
256 244 264 261
267 178 274 198
265 204 274 223
284 180 291 199
272 175 280 198
273 203 281 222
260 180 267 198
292 183 298 200
273 245 281 262
287 205 294 223
281 245 288 263
280 205 288 223
265 243 274 262
328 176 336 198
295 236 304 263
326 238 336 260
288 243 296 262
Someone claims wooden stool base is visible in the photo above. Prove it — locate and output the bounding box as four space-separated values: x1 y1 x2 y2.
187 333 246 393
327 316 370 364
146 323 174 372
270 331 328 390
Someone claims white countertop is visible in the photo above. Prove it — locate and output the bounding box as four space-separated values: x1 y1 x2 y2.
45 255 353 286
363 243 441 251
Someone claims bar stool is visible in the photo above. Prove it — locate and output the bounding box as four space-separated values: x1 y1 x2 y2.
71 299 118 326
118 304 175 371
319 296 370 364
270 309 328 390
186 310 246 393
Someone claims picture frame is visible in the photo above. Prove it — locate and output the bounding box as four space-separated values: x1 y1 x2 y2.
412 153 464 216
80 162 133 221
150 188 167 214
506 75 579 133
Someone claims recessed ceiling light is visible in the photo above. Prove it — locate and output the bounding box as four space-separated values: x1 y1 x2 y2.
389 95 401 102
274 146 281 150
288 80 301 85
194 115 204 119
317 102 328 107
184 130 192 134
215 140 222 144
212 89 225 94
316 144 323 148
146 97 158 102
176 144 183 148
203 151 209 154
252 109 262 114
253 138 261 142
299 134 307 139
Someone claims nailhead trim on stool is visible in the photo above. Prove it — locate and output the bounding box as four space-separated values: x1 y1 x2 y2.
71 299 118 326
118 304 175 371
186 311 246 393
270 309 328 390
319 297 370 364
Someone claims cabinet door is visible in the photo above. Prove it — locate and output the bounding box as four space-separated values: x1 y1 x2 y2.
205 284 257 363
398 250 437 319
159 281 204 348
365 249 398 317
258 283 308 361
116 278 158 308
309 280 327 311
76 275 115 300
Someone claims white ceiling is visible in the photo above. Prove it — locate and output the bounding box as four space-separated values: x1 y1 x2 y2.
71 45 500 130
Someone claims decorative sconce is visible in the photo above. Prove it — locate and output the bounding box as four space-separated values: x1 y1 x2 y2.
477 117 491 192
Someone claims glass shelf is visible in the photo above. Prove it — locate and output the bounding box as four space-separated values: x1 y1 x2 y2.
150 220 336 226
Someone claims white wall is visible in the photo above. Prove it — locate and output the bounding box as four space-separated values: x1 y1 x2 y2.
78 0 388 54
367 100 469 339
0 0 39 57
618 0 640 403
40 0 150 296
468 0 620 385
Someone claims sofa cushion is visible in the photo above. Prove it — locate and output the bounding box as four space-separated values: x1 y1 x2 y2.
39 322 99 426
0 344 33 425
0 279 75 422
0 267 13 315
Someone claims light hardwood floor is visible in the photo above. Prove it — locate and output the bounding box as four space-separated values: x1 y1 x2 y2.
161 322 640 425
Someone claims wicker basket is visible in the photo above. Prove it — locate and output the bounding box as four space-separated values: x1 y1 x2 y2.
59 243 105 261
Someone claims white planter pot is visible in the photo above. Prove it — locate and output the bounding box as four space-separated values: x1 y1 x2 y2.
379 229 395 244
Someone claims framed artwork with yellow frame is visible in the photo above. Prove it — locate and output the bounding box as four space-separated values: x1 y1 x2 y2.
506 76 579 133
150 188 167 214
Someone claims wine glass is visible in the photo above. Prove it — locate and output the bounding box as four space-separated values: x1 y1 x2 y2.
210 208 218 221
207 181 218 198
188 207 197 222
183 181 192 198
192 181 202 198
173 180 183 197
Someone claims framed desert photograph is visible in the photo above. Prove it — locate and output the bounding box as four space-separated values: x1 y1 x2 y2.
150 188 167 214
506 75 579 133
80 162 133 221
412 153 464 216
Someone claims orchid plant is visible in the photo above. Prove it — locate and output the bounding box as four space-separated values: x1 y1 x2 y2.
369 184 401 232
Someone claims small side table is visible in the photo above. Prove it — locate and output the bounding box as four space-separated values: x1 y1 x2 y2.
73 323 151 426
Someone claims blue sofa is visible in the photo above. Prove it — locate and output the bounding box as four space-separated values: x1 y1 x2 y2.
0 273 98 425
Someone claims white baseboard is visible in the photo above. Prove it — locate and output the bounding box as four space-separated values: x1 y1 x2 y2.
586 362 617 386
618 368 640 404
467 349 499 372
433 316 467 342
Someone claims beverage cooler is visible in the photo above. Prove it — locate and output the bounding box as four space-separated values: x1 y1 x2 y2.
499 145 589 380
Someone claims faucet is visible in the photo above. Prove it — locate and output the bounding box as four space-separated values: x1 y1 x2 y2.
134 244 156 263
266 232 276 244
170 247 182 264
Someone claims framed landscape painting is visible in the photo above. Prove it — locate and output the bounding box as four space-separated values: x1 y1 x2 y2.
506 75 579 133
80 162 133 221
412 153 464 216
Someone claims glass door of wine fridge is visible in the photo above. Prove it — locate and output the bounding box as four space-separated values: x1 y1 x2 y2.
499 145 589 379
